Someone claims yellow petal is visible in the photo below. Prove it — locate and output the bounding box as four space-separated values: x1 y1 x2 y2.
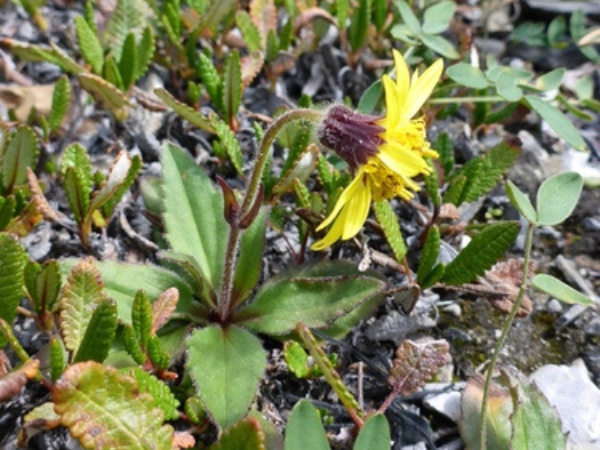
341 180 372 240
316 169 365 231
392 49 410 107
402 59 444 121
381 75 400 129
311 210 346 250
378 143 428 177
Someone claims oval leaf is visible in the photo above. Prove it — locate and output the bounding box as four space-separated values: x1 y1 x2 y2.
506 180 536 223
532 274 594 306
422 1 456 35
285 400 330 450
446 63 488 89
354 414 390 450
536 172 583 226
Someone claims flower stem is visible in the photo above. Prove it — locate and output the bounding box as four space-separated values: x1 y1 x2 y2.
479 222 534 450
429 96 505 104
217 109 322 321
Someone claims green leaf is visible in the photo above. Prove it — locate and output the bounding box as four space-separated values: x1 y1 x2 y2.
59 259 107 356
102 154 141 220
547 15 566 48
53 362 174 450
236 11 263 53
348 0 371 51
234 261 386 335
25 259 61 314
433 132 454 175
0 196 15 231
124 367 181 421
103 55 125 91
285 400 330 450
186 325 266 429
336 0 349 32
420 33 459 59
505 180 536 223
132 290 153 348
536 68 565 92
61 143 93 223
50 338 66 382
532 274 593 306
155 88 213 132
208 114 244 175
371 0 386 31
0 38 85 74
222 50 242 126
525 96 587 151
354 414 390 450
357 79 382 114
49 75 71 133
441 222 520 285
103 0 151 61
571 11 600 63
194 0 237 33
446 63 488 89
373 200 407 261
502 367 567 450
536 171 583 226
0 233 28 347
88 151 134 217
394 0 420 35
60 259 194 324
197 53 222 111
283 341 309 378
135 26 155 81
162 142 228 291
417 225 440 286
233 207 268 304
78 73 131 120
422 1 455 35
2 126 39 194
210 417 266 450
73 298 118 363
118 32 137 89
75 16 104 74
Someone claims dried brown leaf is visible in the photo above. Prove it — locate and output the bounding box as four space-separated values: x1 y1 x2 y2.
0 359 40 402
250 0 277 46
0 84 54 121
173 431 196 449
484 258 536 317
151 288 179 334
388 339 449 396
294 7 336 32
27 168 60 223
241 51 265 88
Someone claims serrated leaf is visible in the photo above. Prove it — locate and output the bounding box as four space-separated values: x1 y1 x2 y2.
233 207 268 304
151 288 179 334
348 0 370 51
2 126 39 194
118 32 137 89
197 53 222 111
446 63 488 89
394 0 420 35
103 55 125 91
49 75 71 133
236 11 263 52
0 359 40 403
536 171 583 226
132 290 153 348
209 114 244 175
194 0 237 33
336 0 349 31
284 400 330 450
441 222 520 285
25 259 61 314
162 142 228 291
433 132 454 175
123 324 146 364
186 325 266 429
60 259 195 324
59 259 107 355
73 298 118 363
222 50 242 126
250 0 276 48
125 367 180 421
53 361 174 450
505 180 536 223
147 335 169 371
234 261 386 335
135 26 155 81
50 338 66 382
422 1 455 35
354 414 390 450
0 196 16 230
417 225 440 286
525 96 587 151
373 200 407 261
371 0 386 31
155 88 213 132
75 16 104 74
0 233 28 347
532 274 593 306
210 418 266 450
78 73 131 120
103 0 151 61
61 143 93 223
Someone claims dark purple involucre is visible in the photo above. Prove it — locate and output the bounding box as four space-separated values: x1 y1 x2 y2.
318 105 384 169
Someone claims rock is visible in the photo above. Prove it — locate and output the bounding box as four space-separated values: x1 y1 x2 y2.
584 318 600 337
422 383 464 422
546 299 563 314
530 359 600 447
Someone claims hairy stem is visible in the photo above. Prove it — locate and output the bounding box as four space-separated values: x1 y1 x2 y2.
217 109 322 320
479 222 534 450
0 318 30 363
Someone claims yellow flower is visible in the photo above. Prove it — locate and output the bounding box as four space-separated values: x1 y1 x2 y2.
312 51 443 251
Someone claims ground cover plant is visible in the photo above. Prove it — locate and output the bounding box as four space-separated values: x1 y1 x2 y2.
1 0 599 449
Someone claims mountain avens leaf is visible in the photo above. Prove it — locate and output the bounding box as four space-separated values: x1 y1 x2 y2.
417 225 440 286
536 172 583 226
74 16 104 74
349 0 370 51
103 0 150 61
24 259 61 314
441 222 520 285
162 142 228 291
208 114 244 175
284 400 330 450
236 11 262 53
135 26 155 81
0 233 28 347
53 361 174 450
154 88 213 132
73 298 118 363
123 367 180 421
132 290 153 348
2 126 39 194
186 325 266 429
61 143 93 223
118 32 137 89
373 200 407 261
49 75 71 133
197 53 222 110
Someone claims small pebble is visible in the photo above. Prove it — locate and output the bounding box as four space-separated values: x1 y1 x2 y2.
442 303 462 318
546 299 563 313
584 318 600 337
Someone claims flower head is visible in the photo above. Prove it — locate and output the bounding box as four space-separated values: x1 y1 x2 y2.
312 51 443 251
